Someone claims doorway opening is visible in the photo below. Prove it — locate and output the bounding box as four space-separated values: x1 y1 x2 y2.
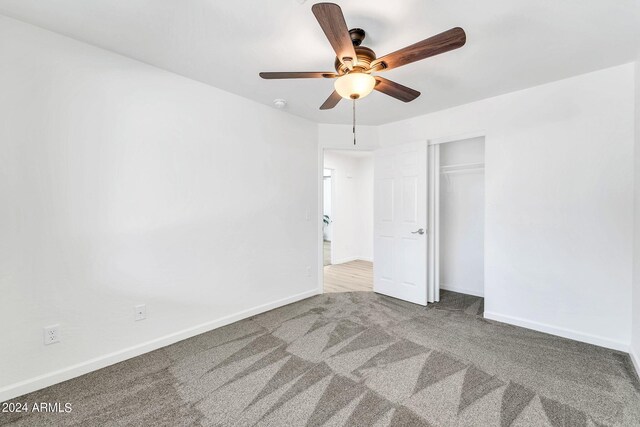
322 150 374 293
429 136 485 305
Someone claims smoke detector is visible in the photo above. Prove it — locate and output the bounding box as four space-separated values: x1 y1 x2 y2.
273 99 287 109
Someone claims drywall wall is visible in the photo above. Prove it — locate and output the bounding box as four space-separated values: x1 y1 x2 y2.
318 124 380 150
378 64 635 350
323 151 373 264
632 59 640 370
357 156 374 261
0 16 319 401
439 137 485 297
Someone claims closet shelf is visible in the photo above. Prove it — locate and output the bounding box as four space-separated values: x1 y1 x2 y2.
440 162 484 174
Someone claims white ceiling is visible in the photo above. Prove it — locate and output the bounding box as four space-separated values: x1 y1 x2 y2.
1 0 638 125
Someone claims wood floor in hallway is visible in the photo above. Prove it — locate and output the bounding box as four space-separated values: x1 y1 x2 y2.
323 240 331 266
323 260 373 293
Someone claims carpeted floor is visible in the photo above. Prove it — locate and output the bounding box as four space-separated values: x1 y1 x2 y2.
2 291 640 426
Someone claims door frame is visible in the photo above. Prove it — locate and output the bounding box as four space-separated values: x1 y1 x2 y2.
317 147 374 294
322 167 335 266
428 143 440 303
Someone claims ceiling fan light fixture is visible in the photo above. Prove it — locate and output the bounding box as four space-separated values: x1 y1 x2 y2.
334 72 376 100
260 3 466 111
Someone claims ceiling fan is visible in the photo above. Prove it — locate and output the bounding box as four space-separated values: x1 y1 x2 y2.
259 2 466 110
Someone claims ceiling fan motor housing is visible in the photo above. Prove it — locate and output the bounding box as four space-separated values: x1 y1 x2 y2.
349 28 366 46
334 39 377 75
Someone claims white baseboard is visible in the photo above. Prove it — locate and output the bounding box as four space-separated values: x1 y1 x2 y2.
330 256 373 265
440 283 484 297
0 289 320 403
483 311 629 352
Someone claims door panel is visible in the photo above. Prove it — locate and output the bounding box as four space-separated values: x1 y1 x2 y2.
378 236 394 280
402 177 418 222
379 179 394 222
374 141 428 305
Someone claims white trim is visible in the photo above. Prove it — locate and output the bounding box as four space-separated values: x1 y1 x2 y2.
630 347 640 380
317 144 325 295
329 169 336 266
484 311 629 352
330 256 372 265
440 284 484 298
0 289 319 403
427 143 440 303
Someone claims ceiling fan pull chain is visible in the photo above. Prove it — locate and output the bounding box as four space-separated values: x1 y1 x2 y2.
353 98 356 145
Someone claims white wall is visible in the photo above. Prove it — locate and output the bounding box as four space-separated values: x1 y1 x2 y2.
439 138 485 297
357 157 374 261
378 64 635 350
632 59 640 369
323 151 373 264
318 124 380 151
0 16 319 401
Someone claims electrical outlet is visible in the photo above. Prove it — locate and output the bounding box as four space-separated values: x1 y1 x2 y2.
44 325 60 345
306 266 312 277
134 304 146 321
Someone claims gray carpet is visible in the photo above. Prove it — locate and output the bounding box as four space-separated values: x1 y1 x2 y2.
2 290 640 426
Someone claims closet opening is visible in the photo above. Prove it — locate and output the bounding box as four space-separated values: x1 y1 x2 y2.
429 136 485 305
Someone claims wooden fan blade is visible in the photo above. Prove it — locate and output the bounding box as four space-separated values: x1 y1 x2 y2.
320 90 342 110
374 77 420 102
259 72 337 79
371 27 466 71
312 3 357 67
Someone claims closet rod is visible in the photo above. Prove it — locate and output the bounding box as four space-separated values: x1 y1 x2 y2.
440 161 484 174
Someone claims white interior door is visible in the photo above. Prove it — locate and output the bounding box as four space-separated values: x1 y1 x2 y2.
374 141 428 305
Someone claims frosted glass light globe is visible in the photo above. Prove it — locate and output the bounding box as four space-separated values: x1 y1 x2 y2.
334 72 376 100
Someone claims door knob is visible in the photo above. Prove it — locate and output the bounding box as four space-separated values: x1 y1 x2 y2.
411 228 425 235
